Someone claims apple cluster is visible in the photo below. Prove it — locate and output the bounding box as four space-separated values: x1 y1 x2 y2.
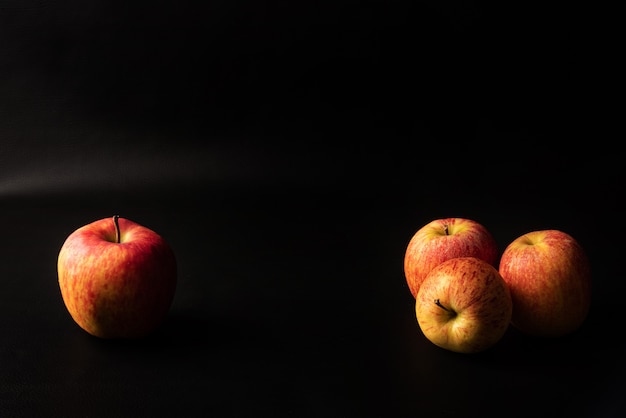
404 218 592 354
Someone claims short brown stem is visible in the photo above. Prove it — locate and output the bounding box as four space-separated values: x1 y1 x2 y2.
443 224 449 235
434 299 450 312
113 215 120 243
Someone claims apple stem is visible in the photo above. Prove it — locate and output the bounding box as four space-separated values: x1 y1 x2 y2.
443 224 449 235
113 215 120 244
434 299 450 312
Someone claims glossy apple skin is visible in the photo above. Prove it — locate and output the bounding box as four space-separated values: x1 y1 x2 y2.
404 218 498 298
498 230 591 338
415 257 512 353
58 217 177 339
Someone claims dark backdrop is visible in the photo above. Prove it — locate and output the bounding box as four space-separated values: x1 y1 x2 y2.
1 2 625 417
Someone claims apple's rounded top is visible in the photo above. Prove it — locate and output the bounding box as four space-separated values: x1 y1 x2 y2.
428 256 503 280
508 229 584 250
69 216 164 243
58 216 176 262
419 217 496 244
424 217 491 231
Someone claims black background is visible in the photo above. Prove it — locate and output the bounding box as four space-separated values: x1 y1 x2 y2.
1 2 625 417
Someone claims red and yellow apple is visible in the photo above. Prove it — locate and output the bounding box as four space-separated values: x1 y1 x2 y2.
415 256 512 353
498 229 592 337
404 218 498 298
57 215 177 339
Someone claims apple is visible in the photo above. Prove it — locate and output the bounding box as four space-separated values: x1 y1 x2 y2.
404 218 498 298
415 256 513 353
57 215 177 339
498 229 592 337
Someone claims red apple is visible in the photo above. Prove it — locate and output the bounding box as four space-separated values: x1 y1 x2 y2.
404 218 498 298
498 229 592 337
57 215 177 339
415 256 512 353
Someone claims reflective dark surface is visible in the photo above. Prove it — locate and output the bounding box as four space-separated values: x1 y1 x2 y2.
2 180 624 417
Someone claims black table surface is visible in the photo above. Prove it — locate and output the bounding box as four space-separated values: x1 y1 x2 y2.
2 152 625 417
2 2 625 417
